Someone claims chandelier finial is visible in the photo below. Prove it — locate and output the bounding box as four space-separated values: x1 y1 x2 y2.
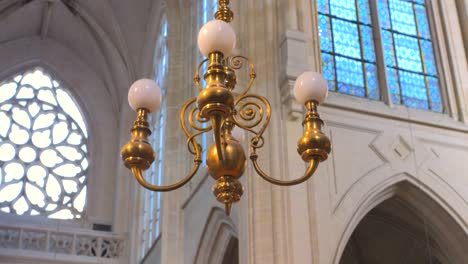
215 0 234 23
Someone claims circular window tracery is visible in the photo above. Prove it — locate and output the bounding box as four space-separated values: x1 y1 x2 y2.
0 68 88 220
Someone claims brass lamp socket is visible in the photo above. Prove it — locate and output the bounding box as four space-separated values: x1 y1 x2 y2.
121 109 155 170
197 52 234 118
297 101 331 162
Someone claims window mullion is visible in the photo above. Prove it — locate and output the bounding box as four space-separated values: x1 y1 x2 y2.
370 0 393 106
426 0 453 117
327 1 338 92
412 2 432 111
355 0 369 97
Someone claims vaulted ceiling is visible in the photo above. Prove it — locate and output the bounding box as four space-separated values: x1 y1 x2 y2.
0 0 167 106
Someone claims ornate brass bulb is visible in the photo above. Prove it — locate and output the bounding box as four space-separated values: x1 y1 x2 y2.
207 135 246 179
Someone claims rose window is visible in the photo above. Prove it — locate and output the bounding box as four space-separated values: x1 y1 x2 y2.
0 68 88 220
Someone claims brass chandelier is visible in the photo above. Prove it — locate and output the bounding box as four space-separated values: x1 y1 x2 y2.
121 0 331 215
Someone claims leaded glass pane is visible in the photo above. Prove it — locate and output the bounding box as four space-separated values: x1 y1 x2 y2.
332 19 361 59
336 57 365 96
318 0 379 99
394 33 422 72
319 15 333 53
389 0 417 35
0 68 88 220
378 0 442 112
330 0 356 20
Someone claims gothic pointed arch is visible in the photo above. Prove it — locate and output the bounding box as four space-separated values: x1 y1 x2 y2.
194 207 239 264
334 178 468 264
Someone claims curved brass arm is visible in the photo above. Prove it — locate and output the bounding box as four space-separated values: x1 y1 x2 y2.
250 153 320 186
131 159 201 192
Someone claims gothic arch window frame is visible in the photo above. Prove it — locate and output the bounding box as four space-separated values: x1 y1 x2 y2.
194 207 239 264
333 177 467 264
0 63 93 224
0 37 119 232
315 0 460 117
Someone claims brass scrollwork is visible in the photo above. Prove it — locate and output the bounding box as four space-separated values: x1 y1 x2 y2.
232 94 271 143
225 55 256 97
194 59 210 92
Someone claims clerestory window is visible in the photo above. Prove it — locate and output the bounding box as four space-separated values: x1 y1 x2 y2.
0 68 88 220
141 16 169 258
318 0 442 112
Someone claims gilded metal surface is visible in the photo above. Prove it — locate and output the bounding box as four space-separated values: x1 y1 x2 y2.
206 136 246 180
297 101 331 162
121 109 155 170
215 0 234 23
212 176 243 215
251 155 320 186
224 65 237 90
233 94 271 139
194 59 209 92
120 102 203 191
225 56 257 97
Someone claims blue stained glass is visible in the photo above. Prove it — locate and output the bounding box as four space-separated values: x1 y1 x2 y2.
336 56 364 90
428 76 441 104
414 0 425 5
394 34 422 72
318 0 329 14
319 0 379 99
332 19 361 59
415 5 430 39
387 67 401 103
382 30 396 66
320 15 333 52
366 64 379 99
421 40 437 75
389 0 417 36
400 71 428 109
322 53 335 83
362 26 376 62
357 0 371 24
378 0 391 29
330 0 357 21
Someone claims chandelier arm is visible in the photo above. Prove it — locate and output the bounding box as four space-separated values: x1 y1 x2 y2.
186 130 210 155
131 159 201 192
250 155 320 186
194 59 210 92
188 106 212 132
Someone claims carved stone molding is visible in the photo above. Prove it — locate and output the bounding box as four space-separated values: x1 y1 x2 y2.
279 30 309 119
0 224 126 262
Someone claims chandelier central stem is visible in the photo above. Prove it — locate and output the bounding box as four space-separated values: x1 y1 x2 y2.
215 0 233 23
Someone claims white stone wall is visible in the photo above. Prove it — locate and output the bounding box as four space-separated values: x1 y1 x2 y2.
1 0 466 263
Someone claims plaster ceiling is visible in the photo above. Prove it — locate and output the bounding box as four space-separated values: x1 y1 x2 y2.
0 0 163 104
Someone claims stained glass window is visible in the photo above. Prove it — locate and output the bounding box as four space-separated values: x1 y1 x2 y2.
379 0 442 111
318 0 380 99
0 68 88 220
318 0 442 112
141 17 168 258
